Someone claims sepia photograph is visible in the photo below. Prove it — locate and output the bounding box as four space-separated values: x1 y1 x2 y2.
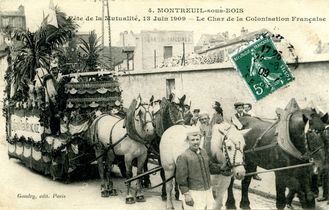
0 0 329 209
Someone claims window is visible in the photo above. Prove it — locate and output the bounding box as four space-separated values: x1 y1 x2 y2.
166 79 175 98
163 46 173 59
2 18 9 27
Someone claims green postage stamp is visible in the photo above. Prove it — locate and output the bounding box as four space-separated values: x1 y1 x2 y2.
230 35 294 100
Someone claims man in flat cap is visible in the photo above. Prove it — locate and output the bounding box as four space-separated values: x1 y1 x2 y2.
234 102 247 118
176 128 214 209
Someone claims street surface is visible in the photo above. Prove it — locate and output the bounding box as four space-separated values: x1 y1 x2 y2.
0 142 280 210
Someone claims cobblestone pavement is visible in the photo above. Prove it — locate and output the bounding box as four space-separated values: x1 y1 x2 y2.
0 143 282 210
233 167 328 210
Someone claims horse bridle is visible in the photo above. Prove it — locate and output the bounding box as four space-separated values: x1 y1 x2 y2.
135 103 154 129
219 126 245 169
302 128 325 160
168 102 185 125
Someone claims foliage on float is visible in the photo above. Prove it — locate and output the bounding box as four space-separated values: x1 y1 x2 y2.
2 7 78 104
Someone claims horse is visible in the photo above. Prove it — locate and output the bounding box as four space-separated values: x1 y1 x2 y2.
85 96 156 204
150 94 186 201
159 120 247 210
226 109 328 210
139 94 186 199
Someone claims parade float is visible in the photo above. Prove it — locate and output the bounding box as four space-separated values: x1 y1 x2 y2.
4 69 123 180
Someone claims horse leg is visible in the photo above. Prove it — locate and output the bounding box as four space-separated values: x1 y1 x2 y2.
117 155 127 178
159 156 167 201
125 155 135 204
94 145 108 197
174 180 179 200
240 160 257 209
275 172 287 210
240 161 257 209
240 175 252 209
300 173 315 209
105 150 117 196
163 165 175 210
212 175 232 210
142 158 151 188
160 167 167 201
135 151 148 202
226 177 236 209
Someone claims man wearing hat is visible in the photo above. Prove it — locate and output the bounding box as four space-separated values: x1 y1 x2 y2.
234 102 248 118
244 103 255 117
190 109 201 126
176 128 214 209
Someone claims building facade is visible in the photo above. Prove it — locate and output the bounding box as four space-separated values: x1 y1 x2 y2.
115 30 194 72
0 5 26 86
118 57 329 120
0 5 26 142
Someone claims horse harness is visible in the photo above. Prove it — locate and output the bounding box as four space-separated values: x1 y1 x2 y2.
89 116 128 163
244 116 324 162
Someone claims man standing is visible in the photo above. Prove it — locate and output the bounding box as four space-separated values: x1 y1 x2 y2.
176 128 214 209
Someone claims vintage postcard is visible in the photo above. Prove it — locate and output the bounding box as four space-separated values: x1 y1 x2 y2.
0 0 328 210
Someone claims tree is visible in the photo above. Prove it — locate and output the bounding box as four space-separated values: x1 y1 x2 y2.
8 6 78 100
79 30 103 71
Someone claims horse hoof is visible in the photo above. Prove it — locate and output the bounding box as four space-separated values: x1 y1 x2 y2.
136 195 145 202
125 197 135 204
142 182 152 189
161 195 167 201
101 191 110 197
227 205 237 209
175 195 180 201
108 189 118 196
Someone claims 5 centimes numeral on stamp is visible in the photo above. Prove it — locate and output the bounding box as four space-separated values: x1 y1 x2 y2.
230 35 294 100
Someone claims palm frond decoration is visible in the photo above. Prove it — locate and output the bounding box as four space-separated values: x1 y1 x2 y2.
7 7 78 101
79 30 103 71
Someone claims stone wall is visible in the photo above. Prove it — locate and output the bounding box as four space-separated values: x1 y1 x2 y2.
119 56 329 120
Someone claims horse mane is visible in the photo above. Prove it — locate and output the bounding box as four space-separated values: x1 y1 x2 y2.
154 98 168 137
210 124 223 158
126 99 149 143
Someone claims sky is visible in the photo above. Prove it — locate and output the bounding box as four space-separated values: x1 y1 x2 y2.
1 0 329 54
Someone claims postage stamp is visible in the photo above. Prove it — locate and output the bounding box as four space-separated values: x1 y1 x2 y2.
230 35 294 100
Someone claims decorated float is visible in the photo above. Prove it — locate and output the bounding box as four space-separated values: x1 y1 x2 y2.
4 69 123 180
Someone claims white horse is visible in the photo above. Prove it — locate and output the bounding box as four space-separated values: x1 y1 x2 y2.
160 122 247 210
210 123 248 209
87 96 156 203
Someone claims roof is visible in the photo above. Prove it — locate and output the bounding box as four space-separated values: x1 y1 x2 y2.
0 11 25 17
141 30 193 33
197 28 273 54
